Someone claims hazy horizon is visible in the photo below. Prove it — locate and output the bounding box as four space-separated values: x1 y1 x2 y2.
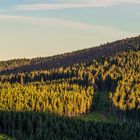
0 0 140 60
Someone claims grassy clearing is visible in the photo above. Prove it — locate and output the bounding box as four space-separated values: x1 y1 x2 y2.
0 134 14 140
76 91 116 123
76 111 115 123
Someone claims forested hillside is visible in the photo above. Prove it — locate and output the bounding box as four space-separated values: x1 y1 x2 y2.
0 36 140 139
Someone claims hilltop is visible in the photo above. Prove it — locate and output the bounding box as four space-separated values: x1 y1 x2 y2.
0 35 140 74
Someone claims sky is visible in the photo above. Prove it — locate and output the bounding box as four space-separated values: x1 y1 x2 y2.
0 0 140 60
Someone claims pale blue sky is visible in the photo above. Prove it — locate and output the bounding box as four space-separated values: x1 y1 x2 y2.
0 0 140 60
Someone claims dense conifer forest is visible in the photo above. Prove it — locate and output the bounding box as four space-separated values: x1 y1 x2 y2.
0 36 140 139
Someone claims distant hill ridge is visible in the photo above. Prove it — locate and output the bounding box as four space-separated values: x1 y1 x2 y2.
0 35 140 74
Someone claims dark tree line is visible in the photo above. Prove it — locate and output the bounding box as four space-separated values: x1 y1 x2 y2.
0 111 140 140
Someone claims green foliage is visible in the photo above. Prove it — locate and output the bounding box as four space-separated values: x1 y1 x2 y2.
0 111 140 140
0 134 14 140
